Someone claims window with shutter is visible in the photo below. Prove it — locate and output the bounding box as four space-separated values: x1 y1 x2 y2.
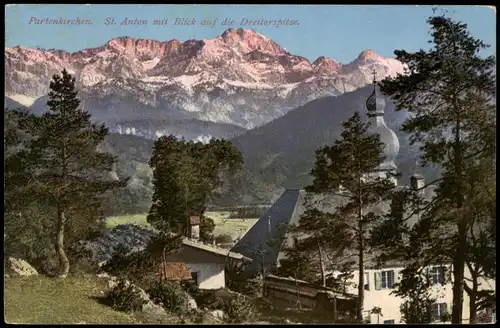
374 272 382 290
431 302 448 322
445 265 452 281
364 272 370 290
381 270 395 289
429 266 446 285
439 267 446 284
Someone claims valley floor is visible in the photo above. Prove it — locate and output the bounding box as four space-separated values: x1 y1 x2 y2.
105 211 259 240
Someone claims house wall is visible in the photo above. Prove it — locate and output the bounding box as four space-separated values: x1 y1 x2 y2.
168 246 227 290
185 262 226 290
336 265 495 324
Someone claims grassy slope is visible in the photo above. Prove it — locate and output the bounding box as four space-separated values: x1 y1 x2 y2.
209 212 259 240
4 274 276 324
4 275 178 324
106 211 259 241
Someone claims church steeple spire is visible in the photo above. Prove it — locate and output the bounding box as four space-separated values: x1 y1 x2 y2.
363 70 400 186
365 70 385 117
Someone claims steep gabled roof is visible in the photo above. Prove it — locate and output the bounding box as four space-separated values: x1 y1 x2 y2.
231 189 302 276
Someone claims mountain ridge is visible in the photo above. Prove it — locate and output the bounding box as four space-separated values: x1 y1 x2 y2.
14 29 392 66
5 28 405 133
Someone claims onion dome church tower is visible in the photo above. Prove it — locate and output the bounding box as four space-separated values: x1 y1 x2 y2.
364 71 400 186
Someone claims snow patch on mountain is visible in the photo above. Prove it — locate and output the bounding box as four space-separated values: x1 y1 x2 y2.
112 124 214 144
223 79 271 89
174 74 203 86
5 93 38 107
142 57 161 70
5 29 405 136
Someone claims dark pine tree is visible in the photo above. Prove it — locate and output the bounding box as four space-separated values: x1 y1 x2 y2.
147 135 243 238
20 69 127 277
303 112 396 321
379 14 496 323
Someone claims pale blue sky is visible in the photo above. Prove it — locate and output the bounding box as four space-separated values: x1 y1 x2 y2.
5 4 496 64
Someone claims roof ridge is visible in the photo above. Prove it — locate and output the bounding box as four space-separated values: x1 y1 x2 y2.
182 238 252 262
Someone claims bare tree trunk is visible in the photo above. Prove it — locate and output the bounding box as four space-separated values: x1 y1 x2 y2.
356 179 365 322
261 253 265 276
469 289 478 323
357 230 365 322
316 236 326 288
332 296 338 322
451 114 465 324
452 229 466 324
56 209 70 278
294 270 302 310
184 186 189 237
464 276 479 323
162 245 168 281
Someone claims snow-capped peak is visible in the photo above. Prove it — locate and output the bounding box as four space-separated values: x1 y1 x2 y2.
5 30 405 131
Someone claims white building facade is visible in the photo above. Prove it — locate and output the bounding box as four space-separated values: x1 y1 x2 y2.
337 265 496 324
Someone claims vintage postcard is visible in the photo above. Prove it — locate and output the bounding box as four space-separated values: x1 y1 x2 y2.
4 4 496 325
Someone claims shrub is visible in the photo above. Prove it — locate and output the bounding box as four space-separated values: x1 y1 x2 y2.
215 234 233 244
189 309 206 323
225 259 262 296
101 244 132 276
105 279 146 313
185 284 224 310
183 282 204 306
101 246 157 289
223 293 255 323
199 291 225 310
67 245 98 274
147 280 189 315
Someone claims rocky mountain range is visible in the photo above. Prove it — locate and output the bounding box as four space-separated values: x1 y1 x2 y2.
5 28 421 208
5 28 405 141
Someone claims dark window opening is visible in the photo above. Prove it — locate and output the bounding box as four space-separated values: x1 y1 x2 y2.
364 272 370 290
429 266 446 285
191 272 199 285
431 302 448 322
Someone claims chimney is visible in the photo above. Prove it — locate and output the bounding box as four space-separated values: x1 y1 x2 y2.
189 216 200 240
410 174 425 192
